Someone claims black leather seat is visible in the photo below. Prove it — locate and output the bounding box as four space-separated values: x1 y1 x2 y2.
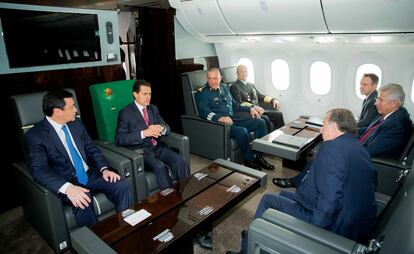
247 158 414 254
181 69 245 163
10 89 137 253
373 125 414 196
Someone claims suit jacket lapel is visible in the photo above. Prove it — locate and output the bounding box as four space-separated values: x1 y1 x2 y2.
67 123 87 161
42 119 72 162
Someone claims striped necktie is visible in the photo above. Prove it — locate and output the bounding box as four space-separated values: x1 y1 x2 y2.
359 118 384 143
62 125 88 185
142 107 157 146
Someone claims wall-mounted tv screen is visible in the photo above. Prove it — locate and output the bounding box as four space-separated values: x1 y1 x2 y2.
0 3 120 74
0 9 101 68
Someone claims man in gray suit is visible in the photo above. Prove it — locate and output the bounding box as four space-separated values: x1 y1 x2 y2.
230 64 284 131
357 73 379 136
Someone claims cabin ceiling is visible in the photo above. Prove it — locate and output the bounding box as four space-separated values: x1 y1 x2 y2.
169 0 414 44
117 0 171 9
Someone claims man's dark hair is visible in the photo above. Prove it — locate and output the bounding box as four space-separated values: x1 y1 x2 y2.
43 90 74 116
327 108 357 134
133 79 151 93
363 73 379 85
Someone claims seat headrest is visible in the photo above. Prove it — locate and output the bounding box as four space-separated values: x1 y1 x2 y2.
221 66 237 84
11 88 79 133
183 70 207 91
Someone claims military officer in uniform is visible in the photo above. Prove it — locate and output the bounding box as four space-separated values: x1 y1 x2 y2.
230 64 284 131
196 67 274 170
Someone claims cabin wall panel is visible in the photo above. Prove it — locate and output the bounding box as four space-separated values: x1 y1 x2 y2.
216 43 414 122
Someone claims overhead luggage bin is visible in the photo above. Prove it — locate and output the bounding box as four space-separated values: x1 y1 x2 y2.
172 0 234 36
217 0 328 34
322 0 414 33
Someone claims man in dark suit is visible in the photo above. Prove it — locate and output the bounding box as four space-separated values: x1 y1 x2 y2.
273 83 412 188
357 73 379 136
24 90 132 227
360 83 412 159
230 64 284 131
116 80 190 190
196 67 274 170
226 109 377 254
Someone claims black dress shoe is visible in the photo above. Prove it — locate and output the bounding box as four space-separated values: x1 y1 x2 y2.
272 177 296 188
244 160 262 171
256 157 275 170
195 231 212 250
226 251 241 254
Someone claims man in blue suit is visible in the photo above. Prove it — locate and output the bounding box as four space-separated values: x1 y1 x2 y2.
359 83 412 159
24 90 132 227
273 83 412 188
227 108 377 254
357 73 379 135
116 80 190 190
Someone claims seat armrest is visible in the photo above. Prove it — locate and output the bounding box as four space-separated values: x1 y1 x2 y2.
248 218 360 254
214 158 267 188
261 209 358 253
95 141 145 202
13 161 70 253
181 115 231 160
372 157 407 196
160 132 190 166
372 157 406 169
71 227 116 254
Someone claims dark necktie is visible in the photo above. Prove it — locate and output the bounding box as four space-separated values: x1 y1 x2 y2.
142 107 157 146
359 118 384 143
61 125 88 185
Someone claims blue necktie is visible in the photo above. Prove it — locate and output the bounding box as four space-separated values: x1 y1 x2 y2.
62 125 88 185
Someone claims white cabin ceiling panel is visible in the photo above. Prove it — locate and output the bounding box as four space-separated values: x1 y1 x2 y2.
216 0 328 34
323 0 414 33
179 0 234 35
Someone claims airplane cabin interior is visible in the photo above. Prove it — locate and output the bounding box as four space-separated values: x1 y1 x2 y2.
0 0 413 253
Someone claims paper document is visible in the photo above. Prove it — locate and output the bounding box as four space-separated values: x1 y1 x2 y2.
272 133 309 149
124 209 152 226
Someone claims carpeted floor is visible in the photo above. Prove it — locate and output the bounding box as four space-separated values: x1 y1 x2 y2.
0 154 299 254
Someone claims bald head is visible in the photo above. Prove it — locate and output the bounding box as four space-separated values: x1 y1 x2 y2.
236 64 248 81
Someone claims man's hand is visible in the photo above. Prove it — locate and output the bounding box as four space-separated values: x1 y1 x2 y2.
272 100 281 110
66 185 91 209
143 125 163 138
218 116 233 125
250 108 261 118
254 106 265 115
102 169 121 183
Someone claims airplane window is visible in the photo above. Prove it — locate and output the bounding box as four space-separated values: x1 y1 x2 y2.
355 64 382 99
237 58 255 83
310 61 331 95
271 59 289 90
411 78 414 103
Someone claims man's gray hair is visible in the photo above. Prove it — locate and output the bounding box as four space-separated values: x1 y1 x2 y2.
327 108 357 134
379 83 405 107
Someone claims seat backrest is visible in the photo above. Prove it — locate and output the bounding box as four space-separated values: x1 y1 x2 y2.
89 80 135 143
11 88 80 147
220 66 237 85
181 70 207 116
370 160 414 253
398 125 414 167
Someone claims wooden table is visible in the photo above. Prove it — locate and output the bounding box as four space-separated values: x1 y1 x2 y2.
86 160 262 254
252 117 322 169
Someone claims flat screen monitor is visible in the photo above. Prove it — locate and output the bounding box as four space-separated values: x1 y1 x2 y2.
0 3 120 74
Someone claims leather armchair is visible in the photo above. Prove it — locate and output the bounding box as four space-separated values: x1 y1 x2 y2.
247 159 414 254
181 69 245 163
89 80 190 199
10 89 136 253
372 125 414 196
